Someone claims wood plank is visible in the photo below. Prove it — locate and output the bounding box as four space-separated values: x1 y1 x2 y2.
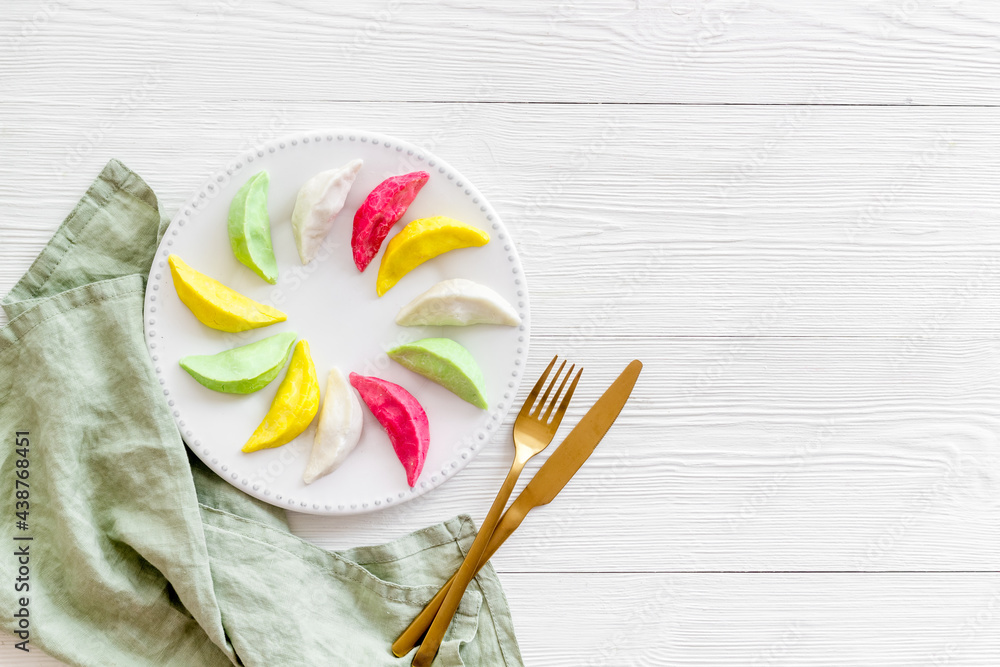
5 574 998 665
288 336 1000 571
3 103 999 335
4 2 999 665
504 573 1000 666
1 1 998 105
5 103 998 568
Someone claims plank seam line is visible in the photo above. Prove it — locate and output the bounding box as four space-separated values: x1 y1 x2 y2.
2 100 999 108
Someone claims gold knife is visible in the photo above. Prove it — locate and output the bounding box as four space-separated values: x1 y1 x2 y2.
393 359 643 659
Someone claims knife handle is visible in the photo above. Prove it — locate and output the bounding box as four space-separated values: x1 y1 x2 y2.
391 501 532 657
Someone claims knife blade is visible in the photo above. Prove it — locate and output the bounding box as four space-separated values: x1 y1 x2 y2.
480 358 642 562
391 359 642 658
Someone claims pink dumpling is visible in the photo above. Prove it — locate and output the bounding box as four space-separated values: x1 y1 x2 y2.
351 171 429 272
349 372 430 487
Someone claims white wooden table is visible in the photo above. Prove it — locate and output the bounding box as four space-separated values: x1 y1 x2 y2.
2 1 999 664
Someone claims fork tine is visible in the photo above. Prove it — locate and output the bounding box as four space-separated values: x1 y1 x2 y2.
517 355 557 420
548 367 583 430
532 360 566 418
542 364 575 422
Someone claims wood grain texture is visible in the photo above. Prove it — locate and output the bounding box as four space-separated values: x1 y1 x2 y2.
503 573 1000 666
1 1 999 105
3 103 1000 335
287 336 1000 571
3 0 1000 664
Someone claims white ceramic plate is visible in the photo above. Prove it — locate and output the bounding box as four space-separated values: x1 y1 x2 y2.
143 130 529 515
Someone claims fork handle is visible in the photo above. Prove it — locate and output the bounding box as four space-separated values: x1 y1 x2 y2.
392 493 533 657
395 457 526 663
390 573 453 657
391 491 533 657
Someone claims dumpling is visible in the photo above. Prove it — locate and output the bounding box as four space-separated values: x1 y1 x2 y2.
375 218 489 296
351 171 429 272
395 278 520 327
302 367 364 484
388 338 488 410
291 160 363 264
349 372 429 487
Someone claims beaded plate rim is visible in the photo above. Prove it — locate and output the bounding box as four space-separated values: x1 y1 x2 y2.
142 128 530 515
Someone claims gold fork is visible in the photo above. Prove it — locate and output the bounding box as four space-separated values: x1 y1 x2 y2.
395 355 582 665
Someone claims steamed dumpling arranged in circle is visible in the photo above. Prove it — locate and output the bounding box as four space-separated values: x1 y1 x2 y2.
168 254 287 332
395 278 520 327
350 372 430 487
375 217 490 296
228 171 279 284
179 331 297 394
388 338 488 410
302 367 364 485
352 171 429 272
291 160 363 265
242 340 320 454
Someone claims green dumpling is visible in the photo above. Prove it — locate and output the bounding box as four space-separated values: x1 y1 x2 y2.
228 170 278 284
388 338 488 409
180 332 296 394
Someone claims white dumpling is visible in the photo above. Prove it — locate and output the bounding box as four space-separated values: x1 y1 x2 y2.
395 278 521 327
291 159 363 264
302 367 363 485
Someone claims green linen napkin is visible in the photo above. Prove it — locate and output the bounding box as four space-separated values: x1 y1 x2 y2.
0 160 523 666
